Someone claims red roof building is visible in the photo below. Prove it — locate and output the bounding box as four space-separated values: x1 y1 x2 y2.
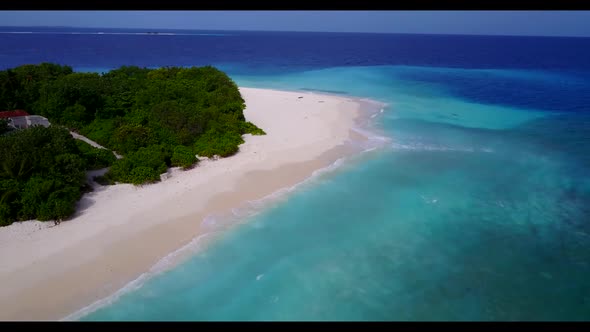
0 110 30 118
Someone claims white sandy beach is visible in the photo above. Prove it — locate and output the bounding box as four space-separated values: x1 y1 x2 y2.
0 87 375 321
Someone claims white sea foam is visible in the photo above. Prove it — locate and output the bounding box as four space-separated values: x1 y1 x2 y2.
420 195 440 204
352 124 389 141
61 231 219 321
149 233 216 273
391 142 494 153
362 147 378 153
350 126 391 153
204 155 367 242
61 272 151 321
234 156 350 220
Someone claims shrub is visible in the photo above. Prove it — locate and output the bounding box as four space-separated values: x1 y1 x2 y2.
61 103 88 130
0 119 9 135
129 166 161 185
76 140 116 170
0 126 88 225
18 176 55 220
80 118 118 148
37 186 81 221
0 203 12 226
111 124 157 155
126 144 171 173
105 144 171 185
105 158 133 183
0 178 19 226
241 121 266 135
171 145 198 169
194 130 244 158
52 153 86 185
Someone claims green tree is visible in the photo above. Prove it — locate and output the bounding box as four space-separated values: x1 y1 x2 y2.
0 119 9 135
0 126 88 226
111 124 157 154
171 145 198 169
76 140 116 170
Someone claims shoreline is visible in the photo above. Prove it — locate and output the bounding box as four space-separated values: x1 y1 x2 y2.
64 144 376 321
0 87 388 321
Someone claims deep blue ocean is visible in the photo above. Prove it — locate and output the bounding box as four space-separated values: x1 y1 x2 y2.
2 27 589 321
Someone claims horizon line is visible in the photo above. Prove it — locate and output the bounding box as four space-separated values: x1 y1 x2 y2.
0 25 589 38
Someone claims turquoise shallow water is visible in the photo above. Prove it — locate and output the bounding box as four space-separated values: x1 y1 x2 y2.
78 65 590 321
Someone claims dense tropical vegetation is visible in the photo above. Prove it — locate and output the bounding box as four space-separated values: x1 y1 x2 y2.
0 126 115 226
0 119 9 135
0 63 264 225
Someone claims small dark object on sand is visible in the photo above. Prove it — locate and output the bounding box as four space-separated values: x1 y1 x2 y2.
298 96 303 99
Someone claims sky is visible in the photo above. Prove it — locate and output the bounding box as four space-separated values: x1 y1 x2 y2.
0 11 589 37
